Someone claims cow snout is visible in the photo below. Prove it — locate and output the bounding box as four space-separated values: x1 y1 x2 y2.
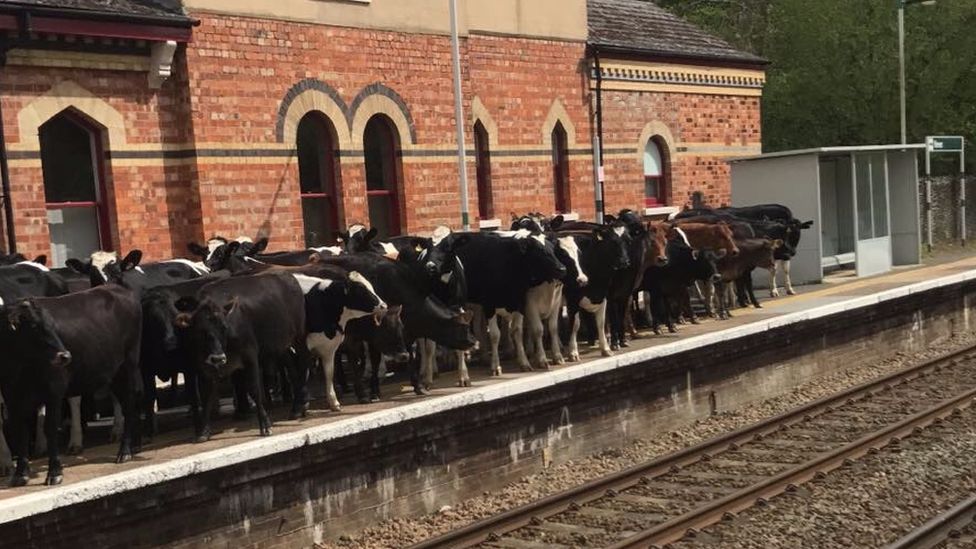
656 256 669 267
730 248 740 257
710 273 722 283
577 273 589 286
425 261 438 275
52 351 72 367
206 353 227 367
162 334 179 352
394 351 411 363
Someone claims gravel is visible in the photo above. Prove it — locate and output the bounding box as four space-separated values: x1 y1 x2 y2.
677 402 976 548
319 333 976 549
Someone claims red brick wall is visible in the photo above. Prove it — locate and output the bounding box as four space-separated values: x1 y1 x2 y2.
600 91 762 211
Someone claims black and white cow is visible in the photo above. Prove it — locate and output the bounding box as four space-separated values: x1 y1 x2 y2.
451 230 567 381
0 283 143 486
188 236 269 273
67 250 208 292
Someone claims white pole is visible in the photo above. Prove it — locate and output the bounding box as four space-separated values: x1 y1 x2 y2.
961 143 967 246
449 0 471 231
898 6 907 145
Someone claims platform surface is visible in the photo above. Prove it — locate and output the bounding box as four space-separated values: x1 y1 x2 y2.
2 255 976 522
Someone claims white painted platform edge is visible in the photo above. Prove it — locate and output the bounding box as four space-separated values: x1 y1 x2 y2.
2 268 975 524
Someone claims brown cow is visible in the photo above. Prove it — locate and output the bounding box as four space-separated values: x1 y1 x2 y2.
673 221 740 257
713 238 782 319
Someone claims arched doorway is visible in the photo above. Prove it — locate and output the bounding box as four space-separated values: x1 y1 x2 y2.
643 137 670 207
363 115 403 237
39 110 110 267
552 122 570 214
297 112 341 247
474 120 493 220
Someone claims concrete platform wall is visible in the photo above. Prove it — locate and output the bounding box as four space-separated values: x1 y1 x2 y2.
4 275 976 548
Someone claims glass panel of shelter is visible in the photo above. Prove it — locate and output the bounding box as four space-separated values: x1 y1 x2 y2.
853 152 890 242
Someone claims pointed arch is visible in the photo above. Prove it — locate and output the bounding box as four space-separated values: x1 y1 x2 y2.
17 80 125 150
469 96 498 148
541 99 577 148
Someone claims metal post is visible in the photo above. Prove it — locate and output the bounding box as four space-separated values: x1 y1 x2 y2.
925 146 933 252
961 142 967 246
898 5 907 145
592 134 603 224
449 0 470 231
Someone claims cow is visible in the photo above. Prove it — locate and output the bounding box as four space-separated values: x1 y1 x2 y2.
175 272 314 441
641 228 723 334
67 250 208 292
0 283 143 486
557 226 631 361
313 252 477 389
0 258 70 476
450 230 567 381
713 238 782 319
336 224 378 253
188 236 268 272
0 252 27 265
342 305 409 403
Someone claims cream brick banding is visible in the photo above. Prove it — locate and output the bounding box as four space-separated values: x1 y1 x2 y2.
469 96 499 148
1 268 973 525
541 98 577 147
280 89 354 150
17 80 127 150
349 94 416 149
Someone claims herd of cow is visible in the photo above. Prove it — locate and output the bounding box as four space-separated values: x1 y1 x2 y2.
0 203 810 488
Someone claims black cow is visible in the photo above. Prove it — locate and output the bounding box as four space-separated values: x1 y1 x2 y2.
175 272 309 441
641 232 722 334
1 283 143 486
336 224 378 253
342 305 409 403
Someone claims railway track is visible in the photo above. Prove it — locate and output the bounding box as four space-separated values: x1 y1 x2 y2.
884 494 976 549
409 343 976 549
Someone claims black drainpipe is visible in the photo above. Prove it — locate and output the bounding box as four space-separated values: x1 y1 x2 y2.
593 47 606 221
0 16 25 254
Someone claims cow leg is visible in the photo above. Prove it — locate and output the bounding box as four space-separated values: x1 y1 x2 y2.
581 299 612 357
547 299 564 366
184 370 203 438
231 373 252 420
783 259 796 295
566 309 581 362
746 271 761 308
8 397 33 486
195 375 218 443
110 395 124 443
307 333 343 412
417 338 436 393
34 405 47 456
487 315 503 376
351 344 369 405
508 313 533 372
368 346 383 402
523 305 548 371
288 344 311 419
456 350 471 387
142 369 158 442
244 354 272 437
0 387 11 477
681 287 699 324
66 396 84 454
43 396 63 485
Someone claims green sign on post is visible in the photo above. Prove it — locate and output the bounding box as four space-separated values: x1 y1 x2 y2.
926 135 964 153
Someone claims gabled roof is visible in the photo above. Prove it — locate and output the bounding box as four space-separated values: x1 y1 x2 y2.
588 0 766 66
0 0 192 25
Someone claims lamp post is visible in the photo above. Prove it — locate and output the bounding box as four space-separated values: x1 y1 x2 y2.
898 0 936 144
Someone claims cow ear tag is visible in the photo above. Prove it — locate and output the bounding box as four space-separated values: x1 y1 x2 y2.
415 245 423 253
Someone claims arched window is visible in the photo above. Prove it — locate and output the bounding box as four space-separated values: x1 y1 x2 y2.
643 138 670 207
363 115 403 237
297 112 341 247
552 122 570 214
474 120 493 220
40 110 110 267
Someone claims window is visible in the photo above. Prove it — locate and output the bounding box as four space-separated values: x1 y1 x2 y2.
643 138 670 207
40 110 111 267
297 112 342 247
552 122 570 213
474 120 493 220
363 115 403 237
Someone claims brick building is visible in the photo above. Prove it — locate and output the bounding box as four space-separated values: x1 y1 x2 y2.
0 0 765 266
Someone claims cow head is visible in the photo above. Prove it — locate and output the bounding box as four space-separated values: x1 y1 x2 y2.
594 226 630 271
175 296 238 374
554 235 588 286
142 290 182 353
407 296 476 350
646 222 671 267
189 236 266 272
714 222 740 257
5 300 71 368
336 224 378 253
518 231 567 284
370 305 411 363
66 250 141 287
345 271 388 324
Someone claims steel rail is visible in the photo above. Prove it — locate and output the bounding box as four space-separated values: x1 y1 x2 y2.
610 386 976 548
883 493 976 549
408 344 976 549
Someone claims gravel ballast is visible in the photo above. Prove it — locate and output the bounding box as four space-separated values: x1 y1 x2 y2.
321 333 976 549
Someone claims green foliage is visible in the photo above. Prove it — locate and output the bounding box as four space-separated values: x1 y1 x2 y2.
656 0 976 166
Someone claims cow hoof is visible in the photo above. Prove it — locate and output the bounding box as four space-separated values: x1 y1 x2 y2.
771 290 780 298
520 364 534 372
610 344 619 352
601 349 613 357
10 474 28 487
620 341 630 348
357 396 370 405
260 427 273 437
754 303 763 309
115 452 132 465
690 318 700 325
194 435 210 444
668 326 677 334
327 402 342 412
786 289 796 296
66 444 83 455
44 473 63 486
568 353 580 362
370 396 380 403
458 379 471 388
553 357 565 366
414 387 430 396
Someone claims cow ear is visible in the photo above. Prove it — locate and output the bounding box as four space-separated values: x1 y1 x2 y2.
364 228 378 242
65 258 89 274
223 298 239 315
121 250 142 271
225 241 241 255
772 239 784 249
449 233 471 248
549 215 564 231
593 229 604 241
454 309 474 325
308 252 322 264
32 254 47 266
187 243 208 258
249 238 269 255
801 220 814 229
